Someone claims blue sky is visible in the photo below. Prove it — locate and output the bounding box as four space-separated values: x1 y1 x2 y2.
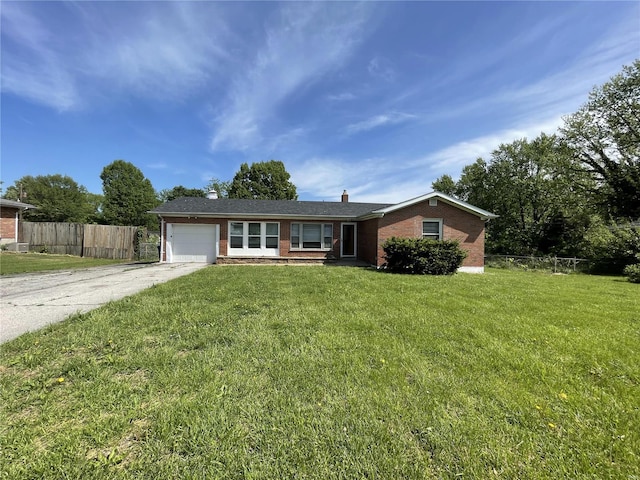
2 1 639 203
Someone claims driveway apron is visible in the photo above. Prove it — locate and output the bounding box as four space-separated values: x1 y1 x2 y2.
0 263 209 344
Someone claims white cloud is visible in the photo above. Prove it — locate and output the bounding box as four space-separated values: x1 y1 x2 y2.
0 3 232 110
146 162 169 170
1 3 79 110
415 116 565 174
89 4 232 99
292 114 566 203
367 56 395 82
210 3 372 151
290 156 398 201
327 92 357 101
346 112 416 134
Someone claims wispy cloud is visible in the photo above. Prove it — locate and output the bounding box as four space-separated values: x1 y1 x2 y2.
0 3 232 110
1 3 79 110
327 92 357 101
146 162 169 170
210 3 373 151
292 114 565 203
346 111 416 134
88 3 232 100
419 116 565 173
367 56 395 82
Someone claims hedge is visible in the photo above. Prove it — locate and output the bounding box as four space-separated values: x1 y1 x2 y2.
382 237 467 275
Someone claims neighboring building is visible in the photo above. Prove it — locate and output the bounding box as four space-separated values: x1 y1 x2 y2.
0 199 35 245
150 191 498 273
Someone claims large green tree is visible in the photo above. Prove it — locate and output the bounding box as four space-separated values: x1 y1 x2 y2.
228 160 297 200
100 160 159 228
560 60 640 220
435 134 592 255
3 175 95 223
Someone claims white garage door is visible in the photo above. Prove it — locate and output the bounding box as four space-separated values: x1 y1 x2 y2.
168 224 218 263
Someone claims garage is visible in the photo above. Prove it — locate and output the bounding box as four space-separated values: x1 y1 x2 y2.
167 224 218 263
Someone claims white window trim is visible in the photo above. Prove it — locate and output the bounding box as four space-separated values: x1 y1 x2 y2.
422 218 443 240
228 221 280 256
291 222 333 251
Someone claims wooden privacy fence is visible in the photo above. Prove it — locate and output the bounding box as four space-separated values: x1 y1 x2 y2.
20 222 140 260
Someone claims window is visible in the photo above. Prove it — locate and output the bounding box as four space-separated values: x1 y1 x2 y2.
422 219 442 240
228 222 279 255
230 222 244 248
265 222 279 248
248 222 261 248
291 223 333 250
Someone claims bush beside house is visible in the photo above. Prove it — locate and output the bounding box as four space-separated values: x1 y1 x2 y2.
382 237 467 275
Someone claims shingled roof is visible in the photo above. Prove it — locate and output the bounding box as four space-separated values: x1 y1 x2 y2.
150 197 392 220
0 199 36 210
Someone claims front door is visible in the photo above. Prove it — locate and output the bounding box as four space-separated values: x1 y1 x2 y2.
341 223 356 257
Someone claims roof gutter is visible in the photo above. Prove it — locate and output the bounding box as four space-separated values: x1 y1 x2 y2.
151 212 364 221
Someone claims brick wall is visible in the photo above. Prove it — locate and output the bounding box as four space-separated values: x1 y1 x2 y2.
0 207 17 241
374 200 486 268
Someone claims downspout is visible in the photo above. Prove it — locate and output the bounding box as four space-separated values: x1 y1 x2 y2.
15 211 19 242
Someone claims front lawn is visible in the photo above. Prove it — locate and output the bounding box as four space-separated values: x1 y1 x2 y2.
1 267 638 478
0 252 134 275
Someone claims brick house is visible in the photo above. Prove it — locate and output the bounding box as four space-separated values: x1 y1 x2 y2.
150 191 497 272
0 199 35 245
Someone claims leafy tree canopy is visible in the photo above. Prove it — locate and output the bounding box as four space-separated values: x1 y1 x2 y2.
439 134 592 256
3 175 95 223
561 60 640 220
431 174 457 196
100 160 159 228
228 160 297 200
158 186 205 202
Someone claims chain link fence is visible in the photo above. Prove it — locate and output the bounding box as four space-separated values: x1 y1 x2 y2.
485 255 590 274
136 242 160 261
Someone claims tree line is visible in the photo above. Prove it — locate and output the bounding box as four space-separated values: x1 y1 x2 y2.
432 60 639 272
2 160 297 231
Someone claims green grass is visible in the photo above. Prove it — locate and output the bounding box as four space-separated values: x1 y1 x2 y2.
0 252 132 275
1 267 638 479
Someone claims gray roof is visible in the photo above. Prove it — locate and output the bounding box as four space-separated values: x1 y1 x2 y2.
151 197 392 219
0 198 36 210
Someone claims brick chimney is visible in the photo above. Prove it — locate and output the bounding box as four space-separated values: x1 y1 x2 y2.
341 190 349 202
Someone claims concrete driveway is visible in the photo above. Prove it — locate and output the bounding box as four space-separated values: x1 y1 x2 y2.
0 262 209 344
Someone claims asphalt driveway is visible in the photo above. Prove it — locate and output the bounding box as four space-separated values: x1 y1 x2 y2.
0 262 209 344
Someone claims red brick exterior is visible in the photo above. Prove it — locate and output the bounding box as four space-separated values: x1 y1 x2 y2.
158 200 486 268
0 207 18 242
375 200 485 268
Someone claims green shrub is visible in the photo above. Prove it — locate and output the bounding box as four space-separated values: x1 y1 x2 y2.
623 262 640 283
382 237 467 275
583 218 640 274
624 264 640 283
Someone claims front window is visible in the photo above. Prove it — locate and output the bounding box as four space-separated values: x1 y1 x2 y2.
291 223 333 250
422 219 442 240
230 222 244 248
228 221 279 256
